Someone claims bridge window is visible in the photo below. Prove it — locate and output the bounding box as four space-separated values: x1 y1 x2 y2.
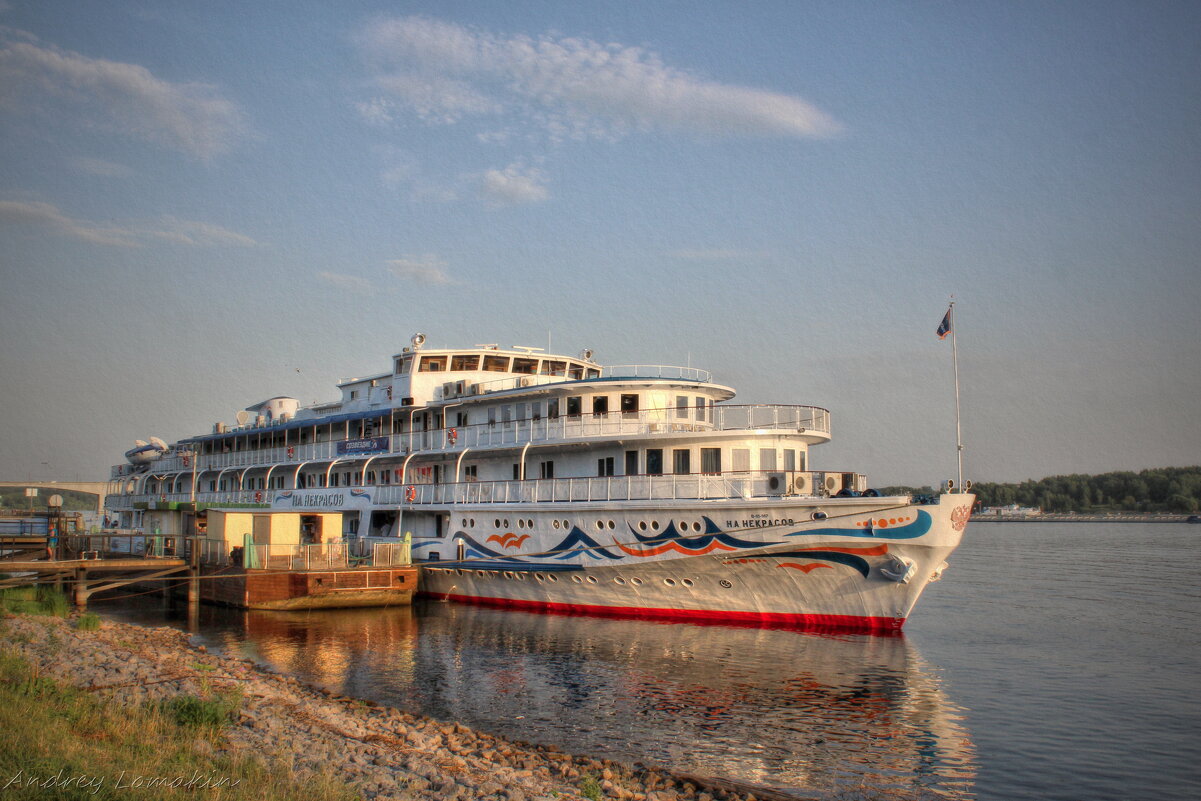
541 360 566 376
513 358 538 374
676 396 688 419
419 356 447 372
483 355 510 372
451 354 480 371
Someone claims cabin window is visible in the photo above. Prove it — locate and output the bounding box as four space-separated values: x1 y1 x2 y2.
515 403 527 421
675 396 688 419
532 403 542 421
502 406 512 423
396 356 412 374
483 355 510 372
464 465 478 481
625 450 638 474
586 368 601 379
456 412 468 427
488 407 497 427
542 360 567 376
701 448 721 475
548 398 560 419
673 449 691 475
513 358 538 374
349 390 358 399
566 397 582 417
732 449 750 472
646 449 663 475
451 354 480 371
539 460 555 479
567 363 584 380
331 473 339 487
598 457 615 476
419 356 447 372
798 451 807 471
620 394 639 418
512 463 521 480
760 449 777 471
784 450 796 471
592 396 609 416
380 470 391 485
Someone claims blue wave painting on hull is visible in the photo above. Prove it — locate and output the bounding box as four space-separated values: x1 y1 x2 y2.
550 527 623 561
625 517 775 550
784 510 933 540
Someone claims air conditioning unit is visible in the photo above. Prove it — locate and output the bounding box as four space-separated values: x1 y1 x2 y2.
442 382 456 398
824 473 844 495
518 377 531 387
793 473 811 494
765 472 788 495
467 383 479 395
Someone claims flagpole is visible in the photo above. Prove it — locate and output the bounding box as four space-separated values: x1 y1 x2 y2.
950 300 964 492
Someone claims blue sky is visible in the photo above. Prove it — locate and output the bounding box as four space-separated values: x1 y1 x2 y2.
2 1 1198 486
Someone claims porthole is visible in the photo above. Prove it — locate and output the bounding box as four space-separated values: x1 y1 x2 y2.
563 520 571 530
547 574 558 582
607 520 615 530
638 521 647 531
614 577 626 585
630 577 644 587
571 575 582 584
462 518 468 527
812 511 827 521
503 519 510 528
528 519 535 529
681 578 695 588
476 570 486 577
663 578 676 587
586 576 598 584
516 573 526 581
651 520 660 530
596 520 604 530
678 520 687 531
719 579 733 589
553 519 561 529
534 573 545 582
494 519 502 528
503 571 513 580
518 519 525 529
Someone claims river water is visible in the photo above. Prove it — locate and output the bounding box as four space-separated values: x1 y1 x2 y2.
97 522 1200 800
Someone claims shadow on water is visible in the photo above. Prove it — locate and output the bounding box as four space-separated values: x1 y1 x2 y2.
99 596 976 799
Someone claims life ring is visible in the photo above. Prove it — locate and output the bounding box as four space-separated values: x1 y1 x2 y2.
287 446 295 458
405 486 417 503
254 490 263 503
448 427 458 445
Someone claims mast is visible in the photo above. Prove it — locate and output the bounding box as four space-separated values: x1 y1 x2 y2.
951 302 963 491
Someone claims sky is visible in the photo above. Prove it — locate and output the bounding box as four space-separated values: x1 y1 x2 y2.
1 0 1199 487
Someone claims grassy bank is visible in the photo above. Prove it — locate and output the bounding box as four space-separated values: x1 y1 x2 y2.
0 612 359 800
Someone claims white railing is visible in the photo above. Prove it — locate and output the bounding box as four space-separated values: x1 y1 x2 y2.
129 404 831 479
197 538 409 568
110 470 865 511
601 364 712 382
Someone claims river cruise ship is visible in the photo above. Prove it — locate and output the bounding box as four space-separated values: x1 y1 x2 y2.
106 335 973 631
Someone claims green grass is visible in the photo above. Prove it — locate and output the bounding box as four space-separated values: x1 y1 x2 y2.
0 647 363 800
579 773 602 801
0 586 70 617
75 613 102 631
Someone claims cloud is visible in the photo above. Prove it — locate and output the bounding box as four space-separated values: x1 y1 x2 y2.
480 162 548 205
0 198 258 248
355 16 840 141
318 271 374 292
73 157 133 177
387 255 453 285
0 31 246 157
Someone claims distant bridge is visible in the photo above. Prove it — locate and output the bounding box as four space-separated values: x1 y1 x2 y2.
0 481 108 513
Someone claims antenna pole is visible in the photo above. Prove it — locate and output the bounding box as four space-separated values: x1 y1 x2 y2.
950 300 964 492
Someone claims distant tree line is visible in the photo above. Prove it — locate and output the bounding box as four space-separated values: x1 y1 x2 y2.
0 488 97 513
883 467 1201 514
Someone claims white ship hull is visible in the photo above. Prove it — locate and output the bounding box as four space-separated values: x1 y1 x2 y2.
418 493 973 632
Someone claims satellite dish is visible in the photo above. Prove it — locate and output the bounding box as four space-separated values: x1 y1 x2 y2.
235 410 250 425
412 332 426 349
580 348 594 361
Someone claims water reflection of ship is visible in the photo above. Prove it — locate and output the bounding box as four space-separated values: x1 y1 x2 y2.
202 602 975 799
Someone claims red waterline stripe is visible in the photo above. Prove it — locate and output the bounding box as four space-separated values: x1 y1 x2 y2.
419 592 906 635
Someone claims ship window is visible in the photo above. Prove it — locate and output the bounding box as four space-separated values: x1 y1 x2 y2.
566 397 582 417
784 450 796 471
548 398 560 419
598 457 615 476
513 463 520 480
620 394 639 418
798 450 807 471
451 354 480 371
567 363 584 380
488 407 497 427
483 355 510 372
625 450 638 475
539 460 554 479
542 360 567 376
699 448 720 475
646 449 663 475
592 396 609 416
586 368 600 379
673 449 691 475
732 449 750 472
760 449 777 471
349 390 358 400
502 406 512 423
513 358 538 374
675 396 688 418
419 356 447 372
464 465 477 481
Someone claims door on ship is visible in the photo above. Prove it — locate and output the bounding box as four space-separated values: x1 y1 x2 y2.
300 515 322 544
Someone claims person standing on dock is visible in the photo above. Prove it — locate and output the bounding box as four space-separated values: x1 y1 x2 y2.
45 520 58 561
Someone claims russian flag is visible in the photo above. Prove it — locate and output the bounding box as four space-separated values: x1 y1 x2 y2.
936 308 952 339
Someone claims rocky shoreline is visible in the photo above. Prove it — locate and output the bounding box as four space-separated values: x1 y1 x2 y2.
1 613 806 801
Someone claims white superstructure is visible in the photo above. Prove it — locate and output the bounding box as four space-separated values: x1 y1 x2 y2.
106 335 973 631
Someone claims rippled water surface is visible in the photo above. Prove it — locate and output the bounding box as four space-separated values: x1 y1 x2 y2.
100 523 1201 800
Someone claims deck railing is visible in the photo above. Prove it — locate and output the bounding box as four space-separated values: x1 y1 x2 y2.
197 538 410 568
108 469 866 510
114 404 831 482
